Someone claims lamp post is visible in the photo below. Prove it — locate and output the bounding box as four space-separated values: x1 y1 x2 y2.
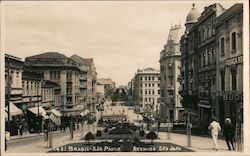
70 115 74 140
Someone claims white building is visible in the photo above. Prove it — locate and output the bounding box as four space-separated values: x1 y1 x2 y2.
133 68 160 117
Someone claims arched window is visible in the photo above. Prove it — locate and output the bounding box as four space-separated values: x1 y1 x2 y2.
231 32 236 51
220 37 225 56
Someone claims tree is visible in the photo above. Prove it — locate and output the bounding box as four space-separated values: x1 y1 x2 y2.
146 131 157 144
180 91 198 111
84 132 95 144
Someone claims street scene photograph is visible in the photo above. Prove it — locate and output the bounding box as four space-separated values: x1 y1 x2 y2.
1 0 246 155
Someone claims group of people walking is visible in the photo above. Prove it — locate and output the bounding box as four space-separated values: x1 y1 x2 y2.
208 117 235 151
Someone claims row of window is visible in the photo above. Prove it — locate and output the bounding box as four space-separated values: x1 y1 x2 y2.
140 83 160 88
22 81 41 96
140 90 160 95
140 76 160 81
42 89 54 101
220 32 237 56
141 97 160 104
198 49 216 68
50 71 60 80
198 21 215 44
220 67 237 91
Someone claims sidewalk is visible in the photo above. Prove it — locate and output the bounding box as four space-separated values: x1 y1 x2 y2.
156 132 232 152
9 130 62 141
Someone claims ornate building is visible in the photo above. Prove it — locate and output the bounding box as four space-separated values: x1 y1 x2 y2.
196 3 225 131
214 4 243 127
24 52 80 116
159 24 184 122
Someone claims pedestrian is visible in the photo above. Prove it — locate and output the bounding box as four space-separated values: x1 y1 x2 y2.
208 117 221 151
223 118 235 151
19 124 23 136
43 121 49 142
157 121 161 131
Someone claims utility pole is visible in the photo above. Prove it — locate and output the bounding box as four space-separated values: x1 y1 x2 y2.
70 115 74 139
187 111 191 147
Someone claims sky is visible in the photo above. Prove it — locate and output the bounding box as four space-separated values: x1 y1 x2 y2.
3 1 236 86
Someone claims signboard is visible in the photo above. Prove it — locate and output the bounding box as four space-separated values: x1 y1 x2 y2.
225 55 243 66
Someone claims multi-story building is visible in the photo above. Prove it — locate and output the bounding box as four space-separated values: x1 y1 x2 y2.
214 4 243 127
41 80 61 109
180 3 244 134
97 78 116 98
5 54 24 135
5 54 24 110
180 3 200 102
22 68 44 133
70 54 97 113
24 52 80 116
196 3 225 131
159 24 184 122
133 68 160 117
180 4 201 126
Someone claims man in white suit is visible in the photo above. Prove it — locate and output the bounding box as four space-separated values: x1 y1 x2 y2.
208 117 221 151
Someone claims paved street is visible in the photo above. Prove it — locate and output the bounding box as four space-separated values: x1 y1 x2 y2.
5 103 232 153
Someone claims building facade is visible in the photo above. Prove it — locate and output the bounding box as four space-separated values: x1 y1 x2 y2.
180 4 201 125
5 54 24 109
41 80 61 109
133 68 160 117
24 52 80 116
180 3 243 134
196 3 225 131
214 4 243 127
160 24 184 122
70 54 97 113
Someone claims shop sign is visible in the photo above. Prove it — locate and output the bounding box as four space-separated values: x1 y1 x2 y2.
225 55 243 66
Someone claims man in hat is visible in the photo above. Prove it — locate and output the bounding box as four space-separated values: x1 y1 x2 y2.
208 117 221 151
223 118 235 151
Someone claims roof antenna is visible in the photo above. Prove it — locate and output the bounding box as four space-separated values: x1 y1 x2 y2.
192 3 195 8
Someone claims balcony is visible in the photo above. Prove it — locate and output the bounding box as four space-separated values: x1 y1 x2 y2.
80 83 87 88
5 87 23 95
66 93 73 97
80 75 87 80
66 77 72 82
167 86 174 90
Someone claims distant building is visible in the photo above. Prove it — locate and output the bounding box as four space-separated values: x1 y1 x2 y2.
133 68 160 117
24 52 80 116
70 54 97 113
97 78 116 98
214 4 243 126
159 24 184 122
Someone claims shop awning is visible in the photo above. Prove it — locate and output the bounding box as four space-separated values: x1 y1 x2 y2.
28 106 48 118
5 102 23 116
51 109 62 117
